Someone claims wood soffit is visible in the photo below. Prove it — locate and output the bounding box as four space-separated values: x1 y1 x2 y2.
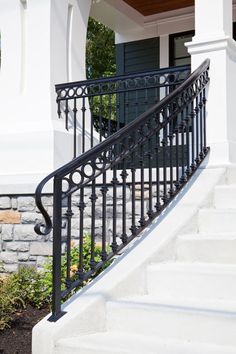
123 0 194 16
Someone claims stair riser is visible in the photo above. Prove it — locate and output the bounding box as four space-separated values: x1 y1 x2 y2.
214 187 236 209
106 302 236 346
227 167 236 184
198 210 236 234
147 268 236 301
56 342 236 354
56 346 127 354
175 239 236 263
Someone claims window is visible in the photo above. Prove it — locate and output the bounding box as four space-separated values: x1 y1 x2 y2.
169 31 194 67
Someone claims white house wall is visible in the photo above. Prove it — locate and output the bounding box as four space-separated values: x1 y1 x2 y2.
0 0 92 193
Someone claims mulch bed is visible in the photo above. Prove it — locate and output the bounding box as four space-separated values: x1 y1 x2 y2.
0 305 49 354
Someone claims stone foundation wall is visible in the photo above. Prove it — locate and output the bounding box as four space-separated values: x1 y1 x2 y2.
0 195 52 273
0 184 158 274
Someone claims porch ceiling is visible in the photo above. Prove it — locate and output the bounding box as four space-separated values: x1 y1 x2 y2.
123 0 194 16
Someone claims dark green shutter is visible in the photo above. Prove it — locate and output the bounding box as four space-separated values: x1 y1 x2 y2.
116 37 159 75
116 38 159 125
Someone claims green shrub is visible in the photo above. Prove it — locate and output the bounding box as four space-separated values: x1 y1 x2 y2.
10 266 49 308
42 234 111 303
0 276 24 330
0 235 111 330
0 266 49 330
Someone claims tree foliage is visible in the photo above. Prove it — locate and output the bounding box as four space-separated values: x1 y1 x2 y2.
86 18 116 79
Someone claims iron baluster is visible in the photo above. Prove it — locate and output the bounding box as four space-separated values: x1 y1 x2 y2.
162 117 168 203
82 97 86 153
180 108 186 184
174 121 180 190
108 94 111 136
57 99 61 119
78 187 85 280
73 98 77 158
139 126 146 227
116 92 120 132
65 100 69 131
100 173 108 261
147 120 154 219
155 127 161 211
121 155 128 244
190 101 196 171
195 96 200 164
90 96 94 149
168 119 174 196
199 91 204 160
65 195 73 289
130 150 137 236
99 95 103 142
111 159 118 253
185 105 191 177
203 88 207 155
90 180 97 270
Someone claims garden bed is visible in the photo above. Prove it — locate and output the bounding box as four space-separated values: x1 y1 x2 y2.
0 305 49 354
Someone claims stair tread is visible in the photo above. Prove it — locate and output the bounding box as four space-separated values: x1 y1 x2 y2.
57 332 236 354
108 294 236 314
215 184 236 189
178 233 236 240
200 208 236 213
147 261 236 273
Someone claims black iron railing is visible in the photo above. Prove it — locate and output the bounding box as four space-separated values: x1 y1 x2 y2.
56 65 190 158
35 59 210 321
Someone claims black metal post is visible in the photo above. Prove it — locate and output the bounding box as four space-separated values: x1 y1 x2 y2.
48 177 66 321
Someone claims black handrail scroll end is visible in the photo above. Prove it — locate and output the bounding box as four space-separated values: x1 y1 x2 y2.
34 220 52 237
34 177 53 236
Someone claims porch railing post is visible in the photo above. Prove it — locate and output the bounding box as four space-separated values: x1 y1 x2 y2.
48 176 65 321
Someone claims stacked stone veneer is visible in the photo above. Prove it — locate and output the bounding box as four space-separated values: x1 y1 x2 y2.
0 195 52 273
0 184 161 274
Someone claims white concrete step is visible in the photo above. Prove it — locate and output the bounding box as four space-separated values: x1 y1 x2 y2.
175 234 236 263
198 208 236 234
106 295 236 346
226 166 236 184
214 184 236 209
147 262 236 301
56 332 236 354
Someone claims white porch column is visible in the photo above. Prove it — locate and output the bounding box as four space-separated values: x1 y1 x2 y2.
186 0 236 165
0 0 91 191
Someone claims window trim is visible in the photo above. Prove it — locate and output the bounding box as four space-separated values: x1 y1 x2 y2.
169 30 195 67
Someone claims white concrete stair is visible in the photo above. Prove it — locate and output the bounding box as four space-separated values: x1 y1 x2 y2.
56 332 236 354
198 208 236 234
147 262 236 301
176 234 236 263
34 166 236 354
226 166 236 184
214 184 236 209
106 295 236 346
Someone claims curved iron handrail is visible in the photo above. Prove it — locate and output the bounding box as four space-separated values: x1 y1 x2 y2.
35 59 210 321
55 64 190 99
35 59 209 237
55 65 191 158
